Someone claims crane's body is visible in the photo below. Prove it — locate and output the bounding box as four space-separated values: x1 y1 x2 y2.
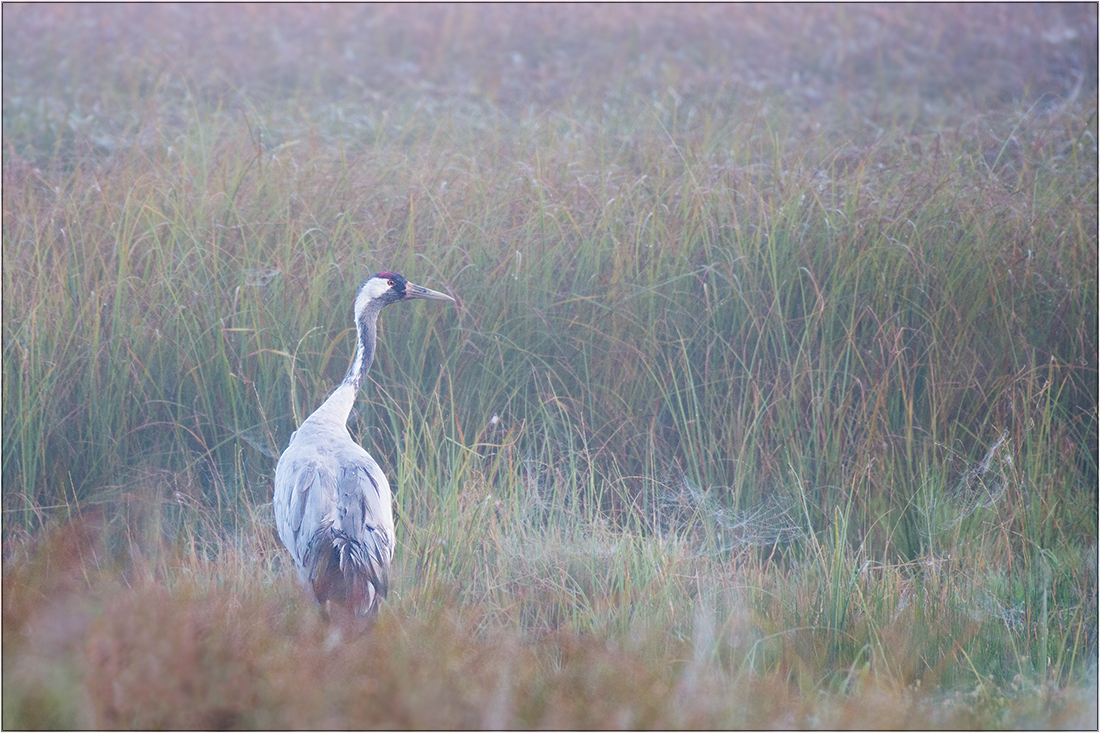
273 272 453 618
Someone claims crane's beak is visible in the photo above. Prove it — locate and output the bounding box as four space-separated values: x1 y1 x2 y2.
404 281 455 303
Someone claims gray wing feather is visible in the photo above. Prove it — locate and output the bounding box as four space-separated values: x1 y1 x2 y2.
275 458 336 576
338 464 391 584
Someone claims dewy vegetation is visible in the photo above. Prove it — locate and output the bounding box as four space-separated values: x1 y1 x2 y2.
2 4 1096 728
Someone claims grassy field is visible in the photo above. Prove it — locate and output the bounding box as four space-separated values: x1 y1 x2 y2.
3 3 1097 728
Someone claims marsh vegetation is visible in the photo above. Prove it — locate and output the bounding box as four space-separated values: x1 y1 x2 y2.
3 4 1097 728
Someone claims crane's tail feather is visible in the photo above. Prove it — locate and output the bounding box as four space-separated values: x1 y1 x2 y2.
335 530 390 605
305 525 390 617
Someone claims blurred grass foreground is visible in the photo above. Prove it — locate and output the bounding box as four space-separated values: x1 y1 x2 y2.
3 3 1097 729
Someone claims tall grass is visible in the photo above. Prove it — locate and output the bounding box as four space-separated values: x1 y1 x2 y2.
3 4 1097 728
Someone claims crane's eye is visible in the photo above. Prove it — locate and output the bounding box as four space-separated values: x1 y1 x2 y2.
388 279 396 288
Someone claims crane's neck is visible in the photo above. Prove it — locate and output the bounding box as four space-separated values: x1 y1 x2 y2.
307 299 383 427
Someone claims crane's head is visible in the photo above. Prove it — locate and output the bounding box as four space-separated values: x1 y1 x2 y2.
354 272 455 318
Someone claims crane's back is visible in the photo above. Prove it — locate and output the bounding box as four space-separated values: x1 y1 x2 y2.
273 416 394 616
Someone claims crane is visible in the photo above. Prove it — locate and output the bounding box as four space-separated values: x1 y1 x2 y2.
273 272 454 620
